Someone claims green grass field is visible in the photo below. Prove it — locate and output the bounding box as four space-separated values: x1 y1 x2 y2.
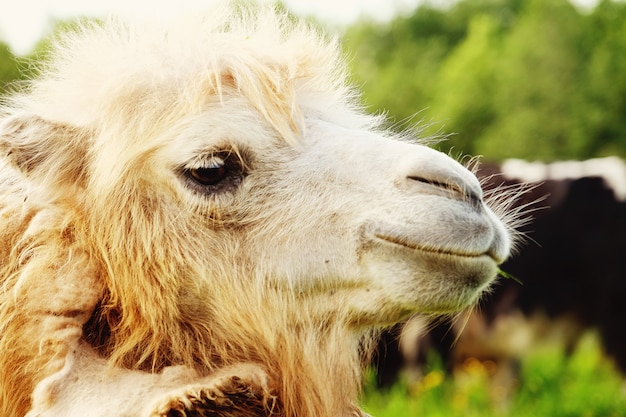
361 333 626 417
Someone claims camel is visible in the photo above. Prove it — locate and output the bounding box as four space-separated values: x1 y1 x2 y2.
0 5 515 417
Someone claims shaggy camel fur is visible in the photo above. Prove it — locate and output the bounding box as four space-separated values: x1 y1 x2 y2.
0 6 514 417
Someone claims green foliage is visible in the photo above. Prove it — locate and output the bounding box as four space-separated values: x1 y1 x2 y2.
344 0 626 161
344 4 465 126
475 0 587 159
0 41 24 96
429 14 501 155
576 0 626 157
361 333 626 417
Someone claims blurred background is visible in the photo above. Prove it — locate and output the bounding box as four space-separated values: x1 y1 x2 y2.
1 0 625 415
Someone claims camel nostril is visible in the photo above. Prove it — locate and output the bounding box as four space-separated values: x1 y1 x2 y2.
408 176 482 206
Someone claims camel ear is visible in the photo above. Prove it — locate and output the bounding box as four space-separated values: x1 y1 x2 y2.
0 114 59 174
0 114 88 183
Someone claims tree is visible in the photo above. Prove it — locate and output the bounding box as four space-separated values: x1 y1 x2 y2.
427 14 501 155
575 0 626 157
343 0 626 161
343 5 468 129
474 0 587 160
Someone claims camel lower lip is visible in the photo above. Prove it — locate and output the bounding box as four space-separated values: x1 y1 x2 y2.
364 232 501 314
373 233 493 261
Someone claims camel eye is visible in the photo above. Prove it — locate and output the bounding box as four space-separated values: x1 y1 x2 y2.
178 149 250 196
189 159 228 186
182 152 247 194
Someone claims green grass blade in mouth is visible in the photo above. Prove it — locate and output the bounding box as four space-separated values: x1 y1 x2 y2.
498 268 523 285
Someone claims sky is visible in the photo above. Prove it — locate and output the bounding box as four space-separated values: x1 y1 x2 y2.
0 0 426 55
0 0 598 55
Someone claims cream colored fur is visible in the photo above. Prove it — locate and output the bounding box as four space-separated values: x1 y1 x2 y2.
0 5 513 417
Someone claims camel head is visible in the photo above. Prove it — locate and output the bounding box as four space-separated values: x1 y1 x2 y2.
0 7 513 339
0 6 515 417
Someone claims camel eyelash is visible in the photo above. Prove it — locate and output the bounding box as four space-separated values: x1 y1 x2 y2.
188 145 252 171
186 154 228 171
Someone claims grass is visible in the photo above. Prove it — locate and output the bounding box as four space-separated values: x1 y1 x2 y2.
360 333 626 417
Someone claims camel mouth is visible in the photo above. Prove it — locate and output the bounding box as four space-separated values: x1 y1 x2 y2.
373 232 499 263
359 230 501 316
